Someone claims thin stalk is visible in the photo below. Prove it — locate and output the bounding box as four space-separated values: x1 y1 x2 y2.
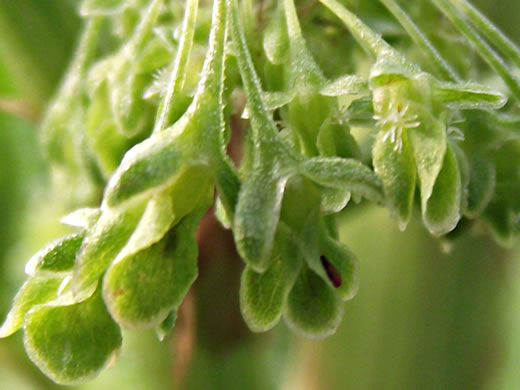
154 0 199 133
319 0 421 76
61 17 103 96
284 0 326 86
451 0 520 69
377 0 460 82
189 0 227 111
431 0 520 100
228 0 280 149
125 0 164 58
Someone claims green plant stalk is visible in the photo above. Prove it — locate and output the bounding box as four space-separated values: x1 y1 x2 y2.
319 0 421 76
431 0 520 100
451 0 520 69
377 0 460 82
153 0 199 133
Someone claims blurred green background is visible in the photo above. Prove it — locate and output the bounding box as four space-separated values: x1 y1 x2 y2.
0 0 520 389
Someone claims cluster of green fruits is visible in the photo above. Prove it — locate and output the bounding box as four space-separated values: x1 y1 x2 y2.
1 0 519 384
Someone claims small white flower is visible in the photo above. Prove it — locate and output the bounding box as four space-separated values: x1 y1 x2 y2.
374 102 420 152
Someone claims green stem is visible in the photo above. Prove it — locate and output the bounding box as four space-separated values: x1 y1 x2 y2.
319 0 420 75
126 0 164 59
284 0 326 86
431 0 520 100
190 0 227 111
228 0 282 154
378 0 460 82
58 17 103 99
154 0 199 133
451 0 520 70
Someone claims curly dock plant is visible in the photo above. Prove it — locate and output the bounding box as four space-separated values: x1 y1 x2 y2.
1 0 520 384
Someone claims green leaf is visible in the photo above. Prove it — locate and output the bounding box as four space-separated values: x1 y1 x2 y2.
300 157 383 203
23 287 122 385
465 156 495 217
0 276 62 338
25 233 84 276
373 128 417 230
284 265 343 339
80 0 127 16
407 104 447 207
234 168 288 272
423 145 462 235
72 203 145 294
433 81 507 110
102 212 201 329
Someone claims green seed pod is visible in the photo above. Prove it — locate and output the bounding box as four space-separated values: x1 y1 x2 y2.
423 145 462 235
306 232 360 302
234 167 289 272
373 125 417 231
284 264 343 339
102 210 203 329
240 225 302 333
72 202 146 294
23 287 122 386
25 233 85 276
465 155 496 218
482 201 517 247
0 275 63 338
105 0 228 208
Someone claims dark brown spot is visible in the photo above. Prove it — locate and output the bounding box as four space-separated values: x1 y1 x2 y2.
113 288 125 297
320 255 342 288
